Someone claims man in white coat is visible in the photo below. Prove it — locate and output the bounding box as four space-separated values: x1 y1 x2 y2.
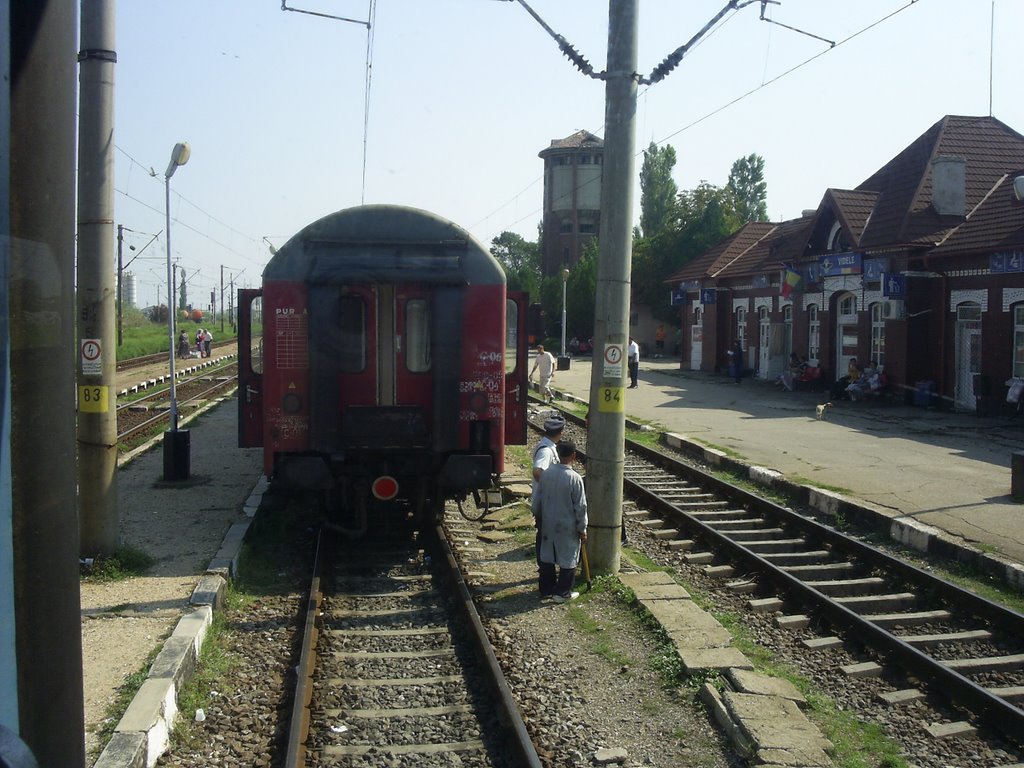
532 440 588 602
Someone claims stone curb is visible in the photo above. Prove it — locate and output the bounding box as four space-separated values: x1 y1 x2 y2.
661 431 1024 592
117 353 235 398
619 572 834 767
92 477 265 768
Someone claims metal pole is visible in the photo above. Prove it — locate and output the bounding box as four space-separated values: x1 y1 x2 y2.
165 176 178 433
10 0 86 761
116 224 123 345
220 264 225 334
586 0 638 574
561 271 568 357
77 0 120 557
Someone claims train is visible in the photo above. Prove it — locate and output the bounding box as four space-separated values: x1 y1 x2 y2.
238 204 529 533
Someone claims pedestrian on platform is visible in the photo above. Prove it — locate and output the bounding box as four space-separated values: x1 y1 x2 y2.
530 344 557 403
732 340 744 384
532 440 588 602
195 328 204 356
655 324 666 356
203 328 213 358
628 337 640 388
531 415 564 569
177 331 190 359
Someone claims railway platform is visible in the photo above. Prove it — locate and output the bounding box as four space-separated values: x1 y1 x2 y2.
543 355 1024 580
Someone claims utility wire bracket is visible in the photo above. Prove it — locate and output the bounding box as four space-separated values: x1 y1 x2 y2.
281 1 369 28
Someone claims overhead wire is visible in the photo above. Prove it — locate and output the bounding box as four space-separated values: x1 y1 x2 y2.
361 0 378 204
479 0 923 241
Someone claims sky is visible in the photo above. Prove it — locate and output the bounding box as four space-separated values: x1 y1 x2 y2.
113 0 1024 310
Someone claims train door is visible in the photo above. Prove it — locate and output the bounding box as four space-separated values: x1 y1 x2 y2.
505 292 528 445
238 288 263 448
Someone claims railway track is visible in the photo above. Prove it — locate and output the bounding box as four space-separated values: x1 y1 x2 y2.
116 363 238 446
285 522 541 767
532 403 1024 750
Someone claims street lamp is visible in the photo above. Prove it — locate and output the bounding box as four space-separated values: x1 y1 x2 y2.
560 267 570 358
163 141 191 481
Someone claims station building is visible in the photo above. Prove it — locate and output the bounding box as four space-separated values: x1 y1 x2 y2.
668 115 1024 411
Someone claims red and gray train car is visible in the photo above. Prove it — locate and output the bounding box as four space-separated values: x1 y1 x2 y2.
238 205 529 531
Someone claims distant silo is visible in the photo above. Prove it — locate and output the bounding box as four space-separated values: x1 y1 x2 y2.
124 270 138 307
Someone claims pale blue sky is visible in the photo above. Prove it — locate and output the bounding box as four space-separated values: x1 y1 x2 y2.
114 0 1024 309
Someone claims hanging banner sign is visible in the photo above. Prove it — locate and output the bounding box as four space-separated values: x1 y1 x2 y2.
819 251 863 276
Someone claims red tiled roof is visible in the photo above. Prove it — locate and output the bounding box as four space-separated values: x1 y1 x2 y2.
856 115 1024 248
715 216 813 278
931 171 1024 255
665 221 775 283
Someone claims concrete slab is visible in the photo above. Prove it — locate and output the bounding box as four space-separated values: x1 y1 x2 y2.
726 668 806 705
680 646 753 673
619 571 676 588
925 721 977 739
722 690 834 765
644 598 725 632
666 625 735 650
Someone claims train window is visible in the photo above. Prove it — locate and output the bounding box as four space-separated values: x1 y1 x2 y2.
506 299 518 374
405 299 431 373
336 296 366 372
249 296 263 374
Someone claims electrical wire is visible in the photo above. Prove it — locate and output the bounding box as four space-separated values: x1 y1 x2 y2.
479 0 923 242
362 0 378 204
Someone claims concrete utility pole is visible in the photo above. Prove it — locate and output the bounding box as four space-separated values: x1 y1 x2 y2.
10 0 87 762
77 0 119 557
220 264 225 334
586 0 639 574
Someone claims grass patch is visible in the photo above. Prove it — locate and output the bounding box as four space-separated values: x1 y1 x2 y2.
82 546 156 581
171 611 234 748
788 474 853 496
626 425 663 448
566 603 635 669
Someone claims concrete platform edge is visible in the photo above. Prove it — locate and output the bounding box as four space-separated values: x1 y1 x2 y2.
662 431 1024 592
620 570 834 766
92 476 264 768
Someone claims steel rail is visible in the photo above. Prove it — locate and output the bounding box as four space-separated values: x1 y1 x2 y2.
431 524 544 768
528 403 1024 744
116 376 237 444
284 529 325 768
618 438 1024 746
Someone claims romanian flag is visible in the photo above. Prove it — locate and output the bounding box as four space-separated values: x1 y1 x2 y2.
781 265 801 299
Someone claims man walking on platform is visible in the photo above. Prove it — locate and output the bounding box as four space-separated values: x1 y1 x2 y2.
530 344 557 403
628 337 640 388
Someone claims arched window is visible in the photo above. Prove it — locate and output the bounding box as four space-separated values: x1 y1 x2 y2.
838 293 856 318
694 306 703 326
736 307 747 350
807 304 820 361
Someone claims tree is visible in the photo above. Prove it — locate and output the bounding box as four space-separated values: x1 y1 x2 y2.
727 153 768 223
638 141 679 239
490 230 541 298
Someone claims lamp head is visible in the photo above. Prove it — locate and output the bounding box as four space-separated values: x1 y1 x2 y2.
165 142 191 179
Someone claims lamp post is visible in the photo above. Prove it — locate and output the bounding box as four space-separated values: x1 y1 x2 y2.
163 141 191 480
560 267 570 358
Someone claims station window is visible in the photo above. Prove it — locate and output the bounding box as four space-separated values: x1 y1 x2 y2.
560 220 573 234
579 223 596 234
405 299 432 373
578 155 591 165
807 304 820 362
1013 304 1024 377
870 302 886 367
336 296 366 373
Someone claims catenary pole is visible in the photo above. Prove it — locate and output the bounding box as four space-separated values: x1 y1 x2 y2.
77 0 119 557
587 0 638 574
10 0 87 762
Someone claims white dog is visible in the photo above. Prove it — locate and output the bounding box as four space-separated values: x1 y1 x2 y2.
815 402 833 420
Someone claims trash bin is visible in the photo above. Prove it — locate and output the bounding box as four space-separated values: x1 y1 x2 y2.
557 355 571 371
914 380 936 408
